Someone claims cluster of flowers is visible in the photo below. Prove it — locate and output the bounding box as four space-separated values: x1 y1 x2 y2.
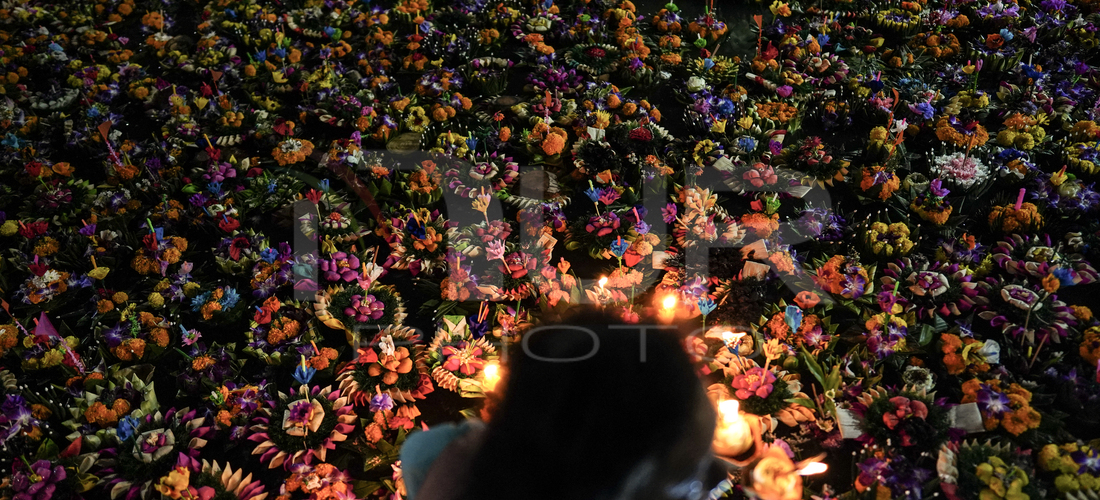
3 0 1100 499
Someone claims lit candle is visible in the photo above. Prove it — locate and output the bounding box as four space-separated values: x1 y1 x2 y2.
714 399 754 457
598 276 608 289
657 294 678 323
798 462 828 475
720 330 749 360
482 361 501 392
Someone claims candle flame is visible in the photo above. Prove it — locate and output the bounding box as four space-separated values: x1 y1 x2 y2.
598 277 608 288
721 331 746 343
661 294 677 310
718 399 741 423
483 361 501 392
798 462 828 475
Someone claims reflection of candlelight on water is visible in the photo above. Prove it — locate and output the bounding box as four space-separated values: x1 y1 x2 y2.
482 361 501 392
714 399 754 457
798 462 828 475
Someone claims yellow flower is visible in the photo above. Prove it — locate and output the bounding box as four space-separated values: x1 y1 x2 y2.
87 267 111 280
769 1 792 16
1055 475 1080 493
154 467 192 499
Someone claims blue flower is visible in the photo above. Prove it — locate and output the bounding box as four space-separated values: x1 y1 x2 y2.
634 220 651 234
715 99 735 116
816 34 830 46
117 415 141 442
254 51 267 63
610 238 630 258
1022 64 1044 79
407 217 426 239
737 136 757 151
999 28 1014 41
1 133 23 149
293 358 316 385
468 314 489 339
266 180 277 194
703 58 715 70
697 297 716 316
208 181 223 195
1052 267 1076 287
909 102 935 120
260 248 279 263
319 179 330 193
584 187 601 203
272 47 287 59
466 137 479 151
785 305 803 332
220 287 240 309
191 292 212 311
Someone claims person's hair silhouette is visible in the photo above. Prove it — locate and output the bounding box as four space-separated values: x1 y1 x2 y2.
409 307 718 500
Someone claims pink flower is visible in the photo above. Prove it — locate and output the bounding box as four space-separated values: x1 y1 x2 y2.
743 164 777 187
731 367 777 400
882 396 928 429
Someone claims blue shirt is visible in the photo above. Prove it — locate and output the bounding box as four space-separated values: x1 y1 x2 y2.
400 420 483 500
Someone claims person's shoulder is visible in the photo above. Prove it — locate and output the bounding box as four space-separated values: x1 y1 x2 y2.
401 420 486 500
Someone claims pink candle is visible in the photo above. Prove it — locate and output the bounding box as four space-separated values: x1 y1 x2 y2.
1014 188 1025 211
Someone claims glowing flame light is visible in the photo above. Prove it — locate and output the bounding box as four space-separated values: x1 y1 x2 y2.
661 294 677 310
718 399 741 424
798 462 828 475
483 361 501 392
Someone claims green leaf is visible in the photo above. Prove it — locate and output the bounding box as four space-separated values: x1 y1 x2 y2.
824 365 841 392
35 438 59 461
918 324 934 346
799 346 826 386
353 481 384 498
932 314 949 333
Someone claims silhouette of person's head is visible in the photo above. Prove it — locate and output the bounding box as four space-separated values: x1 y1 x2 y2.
458 307 717 500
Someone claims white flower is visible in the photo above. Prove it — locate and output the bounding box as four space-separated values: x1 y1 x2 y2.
379 335 396 357
977 339 1000 364
931 153 990 189
686 76 706 93
1001 285 1042 311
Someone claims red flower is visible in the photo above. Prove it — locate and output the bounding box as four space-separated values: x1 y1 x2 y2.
219 216 240 232
19 221 48 238
228 237 251 261
305 189 324 204
794 291 821 309
28 261 48 277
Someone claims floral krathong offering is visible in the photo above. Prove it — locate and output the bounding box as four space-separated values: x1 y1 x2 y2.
5 0 1100 498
